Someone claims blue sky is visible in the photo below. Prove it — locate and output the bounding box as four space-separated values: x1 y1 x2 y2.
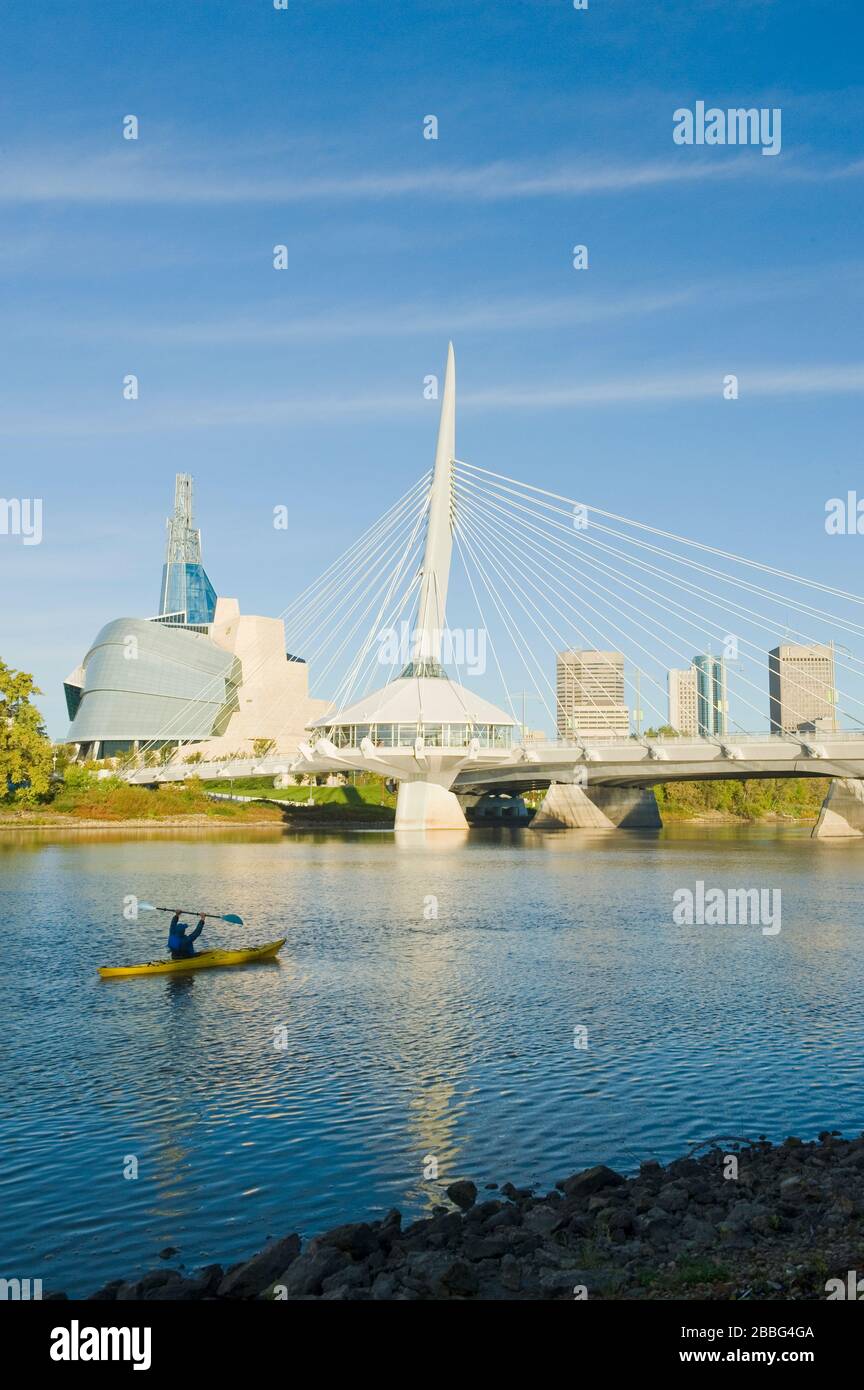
1 0 863 735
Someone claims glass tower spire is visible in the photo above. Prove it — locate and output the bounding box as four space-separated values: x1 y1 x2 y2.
158 474 217 625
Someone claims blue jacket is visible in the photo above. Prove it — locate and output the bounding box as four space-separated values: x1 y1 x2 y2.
168 914 204 953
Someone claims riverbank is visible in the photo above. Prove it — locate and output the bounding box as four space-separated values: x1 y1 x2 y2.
51 1132 864 1301
0 812 287 830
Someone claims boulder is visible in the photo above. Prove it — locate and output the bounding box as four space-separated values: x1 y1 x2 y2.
265 1247 348 1299
312 1222 378 1260
218 1233 301 1299
561 1165 626 1200
446 1180 477 1210
438 1259 479 1297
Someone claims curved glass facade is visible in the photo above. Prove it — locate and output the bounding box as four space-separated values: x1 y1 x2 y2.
66 618 240 752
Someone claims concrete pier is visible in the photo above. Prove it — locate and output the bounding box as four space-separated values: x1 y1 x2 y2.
532 783 662 830
395 780 469 831
587 786 663 829
812 778 864 838
531 783 615 829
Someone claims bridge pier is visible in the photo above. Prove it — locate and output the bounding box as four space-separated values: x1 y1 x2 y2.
395 779 469 831
588 786 663 829
532 782 662 830
812 778 864 838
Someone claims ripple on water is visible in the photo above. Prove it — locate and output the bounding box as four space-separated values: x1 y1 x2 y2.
1 827 863 1293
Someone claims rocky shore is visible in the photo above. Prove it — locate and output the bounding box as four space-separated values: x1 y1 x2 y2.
51 1132 864 1301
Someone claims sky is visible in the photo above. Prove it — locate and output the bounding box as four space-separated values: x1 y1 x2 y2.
1 0 863 737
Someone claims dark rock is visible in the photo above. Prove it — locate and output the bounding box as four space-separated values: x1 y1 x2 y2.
656 1183 689 1214
313 1221 378 1260
500 1181 533 1201
117 1269 184 1300
370 1272 398 1299
462 1234 512 1262
430 1211 463 1243
321 1262 371 1295
486 1205 522 1231
158 1246 178 1259
438 1259 480 1297
266 1247 348 1299
561 1165 626 1199
218 1233 301 1299
641 1212 675 1245
446 1180 477 1210
474 1199 503 1220
89 1279 124 1301
147 1266 222 1301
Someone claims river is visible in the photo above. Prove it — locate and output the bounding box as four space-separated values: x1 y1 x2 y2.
1 824 861 1296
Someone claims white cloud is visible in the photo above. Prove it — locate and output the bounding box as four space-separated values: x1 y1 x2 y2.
0 363 861 436
0 147 824 205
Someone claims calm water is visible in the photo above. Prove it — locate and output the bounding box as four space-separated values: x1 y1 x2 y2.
1 824 862 1296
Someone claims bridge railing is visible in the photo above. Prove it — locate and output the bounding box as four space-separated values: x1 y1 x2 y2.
523 731 864 752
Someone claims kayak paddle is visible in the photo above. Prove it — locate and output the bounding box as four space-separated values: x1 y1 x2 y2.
138 902 244 925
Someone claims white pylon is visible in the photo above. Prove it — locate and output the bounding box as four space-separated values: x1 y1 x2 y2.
412 341 456 671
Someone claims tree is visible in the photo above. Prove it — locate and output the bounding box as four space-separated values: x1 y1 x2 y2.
0 660 53 802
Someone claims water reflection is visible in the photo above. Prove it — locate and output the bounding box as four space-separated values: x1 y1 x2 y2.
1 824 863 1294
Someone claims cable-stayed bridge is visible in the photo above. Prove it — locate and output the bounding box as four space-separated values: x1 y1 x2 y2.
128 344 864 838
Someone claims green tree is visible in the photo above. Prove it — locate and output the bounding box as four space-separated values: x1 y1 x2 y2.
0 660 53 802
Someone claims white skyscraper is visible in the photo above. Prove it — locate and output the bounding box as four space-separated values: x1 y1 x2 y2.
769 643 837 733
556 650 630 739
668 667 698 735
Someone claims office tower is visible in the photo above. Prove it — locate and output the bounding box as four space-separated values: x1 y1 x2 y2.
556 650 630 738
693 654 728 736
768 643 837 733
668 666 698 735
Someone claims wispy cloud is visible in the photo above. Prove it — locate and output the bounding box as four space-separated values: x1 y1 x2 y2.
0 145 849 206
0 363 861 436
465 363 864 408
28 287 702 345
11 260 864 344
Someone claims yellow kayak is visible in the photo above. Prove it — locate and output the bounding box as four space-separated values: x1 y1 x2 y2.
98 938 286 979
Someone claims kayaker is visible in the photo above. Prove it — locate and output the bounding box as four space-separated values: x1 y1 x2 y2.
168 911 205 960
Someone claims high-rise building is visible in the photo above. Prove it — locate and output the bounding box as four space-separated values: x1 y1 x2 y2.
556 650 630 739
668 666 698 735
768 643 837 733
158 474 218 626
693 655 728 736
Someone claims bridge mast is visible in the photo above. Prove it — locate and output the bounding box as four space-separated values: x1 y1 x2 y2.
409 342 456 675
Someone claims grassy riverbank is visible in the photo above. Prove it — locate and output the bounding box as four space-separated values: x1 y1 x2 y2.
0 770 830 828
0 774 395 827
0 778 285 825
